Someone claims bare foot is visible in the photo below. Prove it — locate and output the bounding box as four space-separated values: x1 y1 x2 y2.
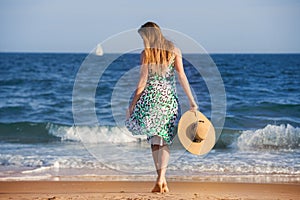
151 182 163 193
162 182 169 193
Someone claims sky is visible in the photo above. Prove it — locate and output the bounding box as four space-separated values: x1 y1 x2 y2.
0 0 299 53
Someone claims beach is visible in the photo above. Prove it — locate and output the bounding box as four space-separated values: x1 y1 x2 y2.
1 181 299 200
1 0 300 199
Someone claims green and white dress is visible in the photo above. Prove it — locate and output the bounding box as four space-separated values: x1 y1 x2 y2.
125 56 179 145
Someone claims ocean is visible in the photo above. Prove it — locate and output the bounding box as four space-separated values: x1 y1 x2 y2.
0 53 299 183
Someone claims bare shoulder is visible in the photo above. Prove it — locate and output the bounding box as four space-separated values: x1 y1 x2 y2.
140 50 145 57
174 47 185 73
140 50 145 62
173 47 182 58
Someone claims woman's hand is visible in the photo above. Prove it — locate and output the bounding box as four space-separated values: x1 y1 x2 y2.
190 101 198 111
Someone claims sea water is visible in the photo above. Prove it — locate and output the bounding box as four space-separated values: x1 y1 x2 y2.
0 53 299 183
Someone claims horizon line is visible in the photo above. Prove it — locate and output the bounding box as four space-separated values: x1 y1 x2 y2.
1 51 300 55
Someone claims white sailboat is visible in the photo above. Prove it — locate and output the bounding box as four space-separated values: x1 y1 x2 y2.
95 44 103 56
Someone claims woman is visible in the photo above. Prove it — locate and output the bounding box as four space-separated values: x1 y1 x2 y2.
125 22 198 193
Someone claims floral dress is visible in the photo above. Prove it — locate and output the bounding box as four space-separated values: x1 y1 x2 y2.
125 56 179 145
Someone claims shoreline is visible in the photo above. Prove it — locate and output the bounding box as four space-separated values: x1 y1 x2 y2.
0 181 299 200
1 173 299 184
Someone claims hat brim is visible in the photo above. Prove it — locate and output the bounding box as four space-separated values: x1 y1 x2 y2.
178 110 215 155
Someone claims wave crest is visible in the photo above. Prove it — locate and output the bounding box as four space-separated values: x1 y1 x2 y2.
48 124 145 143
237 124 300 150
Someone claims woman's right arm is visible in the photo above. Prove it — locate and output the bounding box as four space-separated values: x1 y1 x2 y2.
174 48 198 111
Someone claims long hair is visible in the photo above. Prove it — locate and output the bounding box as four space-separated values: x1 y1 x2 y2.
138 22 175 72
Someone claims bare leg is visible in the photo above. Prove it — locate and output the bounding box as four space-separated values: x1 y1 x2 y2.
151 144 170 193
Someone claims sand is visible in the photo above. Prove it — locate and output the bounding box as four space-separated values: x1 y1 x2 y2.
0 181 299 200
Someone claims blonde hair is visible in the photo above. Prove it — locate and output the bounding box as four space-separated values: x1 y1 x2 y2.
138 22 175 73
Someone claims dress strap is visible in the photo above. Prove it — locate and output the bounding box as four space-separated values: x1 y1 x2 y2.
168 54 176 66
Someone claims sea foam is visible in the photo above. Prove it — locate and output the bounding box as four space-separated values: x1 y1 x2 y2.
237 124 300 150
48 123 146 144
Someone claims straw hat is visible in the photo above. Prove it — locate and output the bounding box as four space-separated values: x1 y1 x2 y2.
178 110 216 155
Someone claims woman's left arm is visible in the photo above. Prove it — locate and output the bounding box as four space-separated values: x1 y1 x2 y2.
127 52 148 118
